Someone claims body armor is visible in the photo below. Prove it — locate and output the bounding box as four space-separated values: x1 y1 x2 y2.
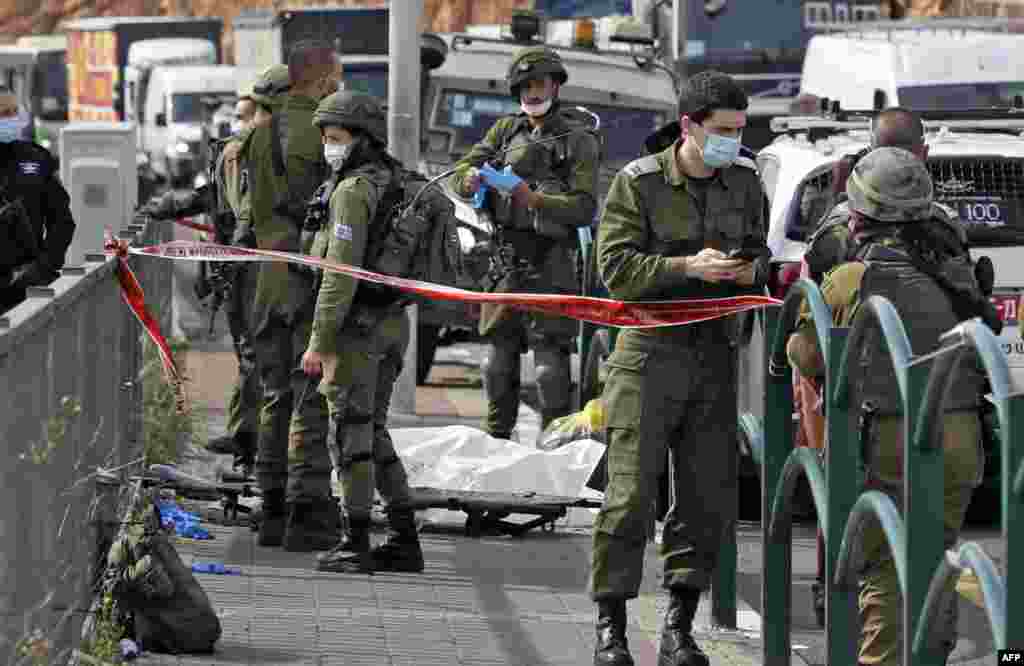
853 244 985 416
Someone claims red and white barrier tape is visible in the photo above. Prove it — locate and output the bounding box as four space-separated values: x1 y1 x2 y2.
104 234 782 411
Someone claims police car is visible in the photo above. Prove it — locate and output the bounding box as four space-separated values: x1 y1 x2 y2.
752 104 1024 520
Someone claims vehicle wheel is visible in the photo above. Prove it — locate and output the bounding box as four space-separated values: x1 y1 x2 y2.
580 328 610 406
417 324 442 385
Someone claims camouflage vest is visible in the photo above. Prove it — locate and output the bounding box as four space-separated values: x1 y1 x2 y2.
852 243 985 416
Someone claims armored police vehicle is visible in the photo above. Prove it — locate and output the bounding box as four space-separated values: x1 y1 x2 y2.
753 103 1024 519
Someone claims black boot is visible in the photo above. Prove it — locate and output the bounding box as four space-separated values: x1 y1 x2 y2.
316 516 374 573
812 580 826 628
283 498 340 552
371 509 424 573
257 489 286 547
593 599 634 666
231 431 257 475
658 587 709 666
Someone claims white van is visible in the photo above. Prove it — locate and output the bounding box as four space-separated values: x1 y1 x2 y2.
800 21 1024 111
141 65 243 186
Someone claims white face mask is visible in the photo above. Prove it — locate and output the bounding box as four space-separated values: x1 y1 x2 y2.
324 142 351 170
521 97 553 118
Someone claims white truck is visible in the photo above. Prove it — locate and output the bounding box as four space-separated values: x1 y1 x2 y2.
799 17 1024 111
123 40 239 186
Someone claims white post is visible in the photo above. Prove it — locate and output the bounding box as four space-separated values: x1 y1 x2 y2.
388 0 423 415
673 0 689 79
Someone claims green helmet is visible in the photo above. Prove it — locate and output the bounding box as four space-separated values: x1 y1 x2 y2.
249 65 291 107
506 46 568 96
846 147 933 224
313 90 387 145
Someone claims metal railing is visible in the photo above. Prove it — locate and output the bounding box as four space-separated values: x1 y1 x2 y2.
0 216 172 656
719 278 1022 665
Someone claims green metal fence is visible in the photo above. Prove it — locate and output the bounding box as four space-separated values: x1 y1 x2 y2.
723 277 1020 665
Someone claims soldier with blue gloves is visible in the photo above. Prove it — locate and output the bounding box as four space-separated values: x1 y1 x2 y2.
450 45 600 441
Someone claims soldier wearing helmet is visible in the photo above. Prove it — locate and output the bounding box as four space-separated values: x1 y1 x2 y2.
240 41 341 552
787 147 988 666
130 66 297 475
293 91 424 576
449 45 600 443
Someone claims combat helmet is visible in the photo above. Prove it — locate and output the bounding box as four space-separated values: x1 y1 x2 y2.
846 146 933 224
313 91 387 146
249 65 291 107
506 46 568 97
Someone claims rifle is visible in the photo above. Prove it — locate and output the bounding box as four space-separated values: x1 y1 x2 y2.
140 463 259 525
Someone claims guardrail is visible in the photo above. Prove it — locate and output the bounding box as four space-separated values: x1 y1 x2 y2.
0 217 172 657
723 278 1022 665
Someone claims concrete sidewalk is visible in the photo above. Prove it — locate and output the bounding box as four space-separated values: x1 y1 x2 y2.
158 347 786 665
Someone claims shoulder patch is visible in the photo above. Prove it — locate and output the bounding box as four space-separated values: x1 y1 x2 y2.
624 154 662 178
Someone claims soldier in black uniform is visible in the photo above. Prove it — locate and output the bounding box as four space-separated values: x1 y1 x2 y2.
0 89 75 313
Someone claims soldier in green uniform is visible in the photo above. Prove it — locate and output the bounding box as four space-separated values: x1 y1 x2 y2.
589 71 769 666
786 147 987 666
797 106 992 624
239 42 340 549
295 91 424 574
450 45 600 440
135 69 284 470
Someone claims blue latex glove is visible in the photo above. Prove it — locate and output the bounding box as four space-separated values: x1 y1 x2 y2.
472 182 489 209
479 163 524 194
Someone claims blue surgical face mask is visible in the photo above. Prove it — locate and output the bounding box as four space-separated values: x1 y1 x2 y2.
698 127 741 169
0 113 29 143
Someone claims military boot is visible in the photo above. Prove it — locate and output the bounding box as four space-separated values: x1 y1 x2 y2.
283 498 341 552
371 509 424 573
658 587 709 666
232 431 257 475
316 516 374 573
811 580 826 628
593 599 634 666
257 489 286 547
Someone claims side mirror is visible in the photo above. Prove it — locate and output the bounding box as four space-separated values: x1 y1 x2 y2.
705 0 728 18
154 112 167 127
421 32 448 71
872 89 887 111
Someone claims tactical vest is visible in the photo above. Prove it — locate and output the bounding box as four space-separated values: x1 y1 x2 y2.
483 109 597 264
852 244 985 416
308 164 467 309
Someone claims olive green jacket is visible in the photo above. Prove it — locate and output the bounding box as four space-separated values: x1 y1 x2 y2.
450 109 599 231
597 140 768 344
241 94 326 329
307 163 393 354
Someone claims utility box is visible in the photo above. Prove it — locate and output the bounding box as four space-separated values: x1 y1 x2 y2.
59 122 137 267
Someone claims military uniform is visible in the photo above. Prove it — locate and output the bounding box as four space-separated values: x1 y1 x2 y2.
137 138 261 463
0 139 75 312
241 89 332 548
286 91 425 572
450 46 600 438
787 148 985 666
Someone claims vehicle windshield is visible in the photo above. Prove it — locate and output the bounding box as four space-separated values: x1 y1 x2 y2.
32 52 67 121
341 64 388 99
436 90 667 165
171 93 232 124
898 82 1024 110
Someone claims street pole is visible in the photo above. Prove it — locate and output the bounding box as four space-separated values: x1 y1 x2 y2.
388 0 423 416
673 0 689 81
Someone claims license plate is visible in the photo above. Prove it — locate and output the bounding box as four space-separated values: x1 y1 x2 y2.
958 200 1009 227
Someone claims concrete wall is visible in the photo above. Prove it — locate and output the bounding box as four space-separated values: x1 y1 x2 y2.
0 217 172 659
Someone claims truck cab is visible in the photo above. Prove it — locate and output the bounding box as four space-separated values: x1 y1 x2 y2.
138 65 243 187
800 17 1024 111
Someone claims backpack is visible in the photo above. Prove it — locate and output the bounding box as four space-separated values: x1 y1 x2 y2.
353 167 481 308
107 496 222 654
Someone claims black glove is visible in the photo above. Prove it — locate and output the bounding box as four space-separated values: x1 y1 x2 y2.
10 261 57 289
